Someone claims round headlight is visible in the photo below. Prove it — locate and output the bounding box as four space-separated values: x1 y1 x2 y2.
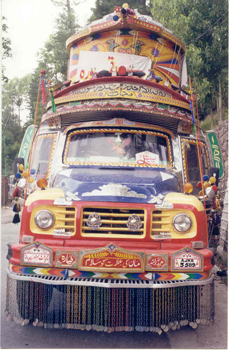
35 210 54 229
173 213 192 233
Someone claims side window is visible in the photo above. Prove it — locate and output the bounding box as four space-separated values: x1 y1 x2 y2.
181 139 209 193
31 134 56 180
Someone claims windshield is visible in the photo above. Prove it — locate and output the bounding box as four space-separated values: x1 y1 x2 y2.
64 129 172 168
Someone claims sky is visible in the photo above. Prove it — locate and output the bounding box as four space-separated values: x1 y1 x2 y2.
2 0 95 125
2 0 95 80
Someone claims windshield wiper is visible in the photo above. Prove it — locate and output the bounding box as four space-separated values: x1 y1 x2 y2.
99 166 135 170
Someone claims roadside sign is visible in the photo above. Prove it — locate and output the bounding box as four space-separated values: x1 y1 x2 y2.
207 132 224 178
18 125 38 166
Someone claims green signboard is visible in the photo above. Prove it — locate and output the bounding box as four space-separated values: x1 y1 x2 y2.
18 125 37 166
207 132 224 178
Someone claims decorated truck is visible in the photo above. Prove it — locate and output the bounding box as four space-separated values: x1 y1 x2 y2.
6 4 223 333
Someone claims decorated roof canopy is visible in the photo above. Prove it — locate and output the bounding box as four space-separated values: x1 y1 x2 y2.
66 3 187 90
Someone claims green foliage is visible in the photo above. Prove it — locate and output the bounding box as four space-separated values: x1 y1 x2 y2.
2 17 12 83
150 0 228 120
37 0 79 82
26 0 79 122
89 0 151 22
2 80 29 175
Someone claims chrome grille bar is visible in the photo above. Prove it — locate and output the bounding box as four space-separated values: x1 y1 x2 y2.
6 268 213 288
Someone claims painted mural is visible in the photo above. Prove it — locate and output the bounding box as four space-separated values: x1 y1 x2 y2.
68 30 182 87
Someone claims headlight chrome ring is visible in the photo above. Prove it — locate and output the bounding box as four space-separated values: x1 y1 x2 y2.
35 210 55 230
173 213 192 233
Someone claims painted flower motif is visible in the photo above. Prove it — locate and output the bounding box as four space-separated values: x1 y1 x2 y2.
106 14 113 21
91 45 99 51
118 48 132 54
151 48 160 57
138 16 147 22
121 39 129 47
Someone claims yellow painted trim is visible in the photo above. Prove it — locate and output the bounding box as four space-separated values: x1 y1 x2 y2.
164 192 204 212
151 208 197 240
30 204 76 236
47 90 190 111
26 188 65 206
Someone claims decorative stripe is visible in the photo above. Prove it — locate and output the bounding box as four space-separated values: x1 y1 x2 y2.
42 102 192 125
155 272 210 281
47 91 190 111
9 263 210 281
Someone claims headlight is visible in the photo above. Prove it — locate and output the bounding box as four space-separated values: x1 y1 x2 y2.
173 213 192 233
35 210 55 229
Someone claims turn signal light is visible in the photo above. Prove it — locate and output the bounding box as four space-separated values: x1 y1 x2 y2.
37 178 48 189
22 235 34 244
192 241 204 249
183 183 193 194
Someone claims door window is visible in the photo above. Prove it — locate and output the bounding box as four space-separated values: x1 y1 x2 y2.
30 134 56 180
181 138 209 193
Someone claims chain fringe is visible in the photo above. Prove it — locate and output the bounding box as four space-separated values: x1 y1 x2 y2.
5 275 214 333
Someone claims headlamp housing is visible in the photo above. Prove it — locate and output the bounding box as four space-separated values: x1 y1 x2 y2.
173 213 192 233
35 210 55 230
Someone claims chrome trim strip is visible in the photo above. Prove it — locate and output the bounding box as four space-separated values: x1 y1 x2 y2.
6 268 214 288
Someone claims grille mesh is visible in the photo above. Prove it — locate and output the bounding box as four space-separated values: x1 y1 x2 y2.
55 207 76 233
82 207 145 236
151 210 171 237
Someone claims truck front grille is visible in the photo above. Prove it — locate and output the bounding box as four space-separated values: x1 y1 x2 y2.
55 207 76 233
82 207 145 236
151 210 171 237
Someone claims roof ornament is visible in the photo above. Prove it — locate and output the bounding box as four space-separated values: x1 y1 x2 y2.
113 3 136 23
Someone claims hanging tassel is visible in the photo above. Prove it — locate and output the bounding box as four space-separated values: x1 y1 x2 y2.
40 70 47 106
213 195 221 210
13 186 21 198
13 201 21 213
12 213 20 224
50 90 56 113
190 100 195 133
12 198 21 224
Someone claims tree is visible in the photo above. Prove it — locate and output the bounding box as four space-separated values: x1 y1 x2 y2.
2 79 28 174
38 0 79 81
2 17 12 83
89 0 151 22
26 0 79 124
150 0 228 120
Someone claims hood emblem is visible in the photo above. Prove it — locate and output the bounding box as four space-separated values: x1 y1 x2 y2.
86 212 102 230
148 194 164 204
126 214 142 231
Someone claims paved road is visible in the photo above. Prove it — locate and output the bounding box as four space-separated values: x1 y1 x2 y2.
1 218 227 349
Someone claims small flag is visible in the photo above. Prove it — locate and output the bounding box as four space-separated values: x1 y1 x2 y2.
50 90 56 113
40 70 46 106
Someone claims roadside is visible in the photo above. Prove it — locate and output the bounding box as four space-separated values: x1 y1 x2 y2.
1 198 24 225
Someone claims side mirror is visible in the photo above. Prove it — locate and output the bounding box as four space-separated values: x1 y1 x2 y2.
13 157 24 176
209 167 219 186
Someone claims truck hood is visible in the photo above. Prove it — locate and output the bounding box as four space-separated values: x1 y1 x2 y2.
53 167 180 204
